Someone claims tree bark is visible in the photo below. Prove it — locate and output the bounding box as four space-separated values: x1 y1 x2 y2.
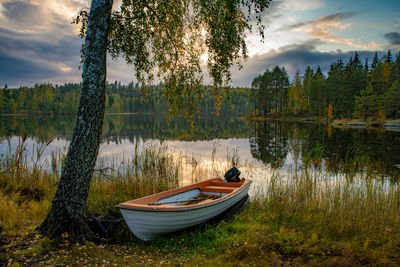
40 0 113 242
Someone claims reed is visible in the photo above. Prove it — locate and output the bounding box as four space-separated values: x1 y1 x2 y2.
2 138 400 266
0 138 180 235
206 168 400 265
88 143 180 216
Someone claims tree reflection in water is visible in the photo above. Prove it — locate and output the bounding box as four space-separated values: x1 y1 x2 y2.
1 114 399 179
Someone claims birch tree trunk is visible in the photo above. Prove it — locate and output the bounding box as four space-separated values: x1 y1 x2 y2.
40 0 113 242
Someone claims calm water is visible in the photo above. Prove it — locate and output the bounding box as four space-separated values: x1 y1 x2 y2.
1 113 400 185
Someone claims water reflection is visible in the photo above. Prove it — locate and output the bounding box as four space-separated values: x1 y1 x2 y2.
249 121 400 179
250 122 289 169
0 114 399 182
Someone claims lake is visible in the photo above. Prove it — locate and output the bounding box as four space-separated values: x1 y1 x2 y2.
1 113 400 188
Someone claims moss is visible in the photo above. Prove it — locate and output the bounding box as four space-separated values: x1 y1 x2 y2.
22 236 53 257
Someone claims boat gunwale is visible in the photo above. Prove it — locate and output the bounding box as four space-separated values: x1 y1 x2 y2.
116 178 252 212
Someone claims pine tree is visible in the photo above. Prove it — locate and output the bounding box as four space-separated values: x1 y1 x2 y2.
383 49 392 63
309 66 326 116
353 51 360 66
251 75 262 115
391 52 400 82
0 89 4 113
371 52 379 69
43 85 55 113
339 52 367 118
326 60 344 117
9 99 17 114
31 89 39 112
303 66 314 114
288 70 304 115
381 80 400 118
354 83 377 120
273 66 289 113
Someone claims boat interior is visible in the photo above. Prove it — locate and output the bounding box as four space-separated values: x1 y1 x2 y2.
118 178 247 208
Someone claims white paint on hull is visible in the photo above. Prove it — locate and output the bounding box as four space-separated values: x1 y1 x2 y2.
119 183 251 241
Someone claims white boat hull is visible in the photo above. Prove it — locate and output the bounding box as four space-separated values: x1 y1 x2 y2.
119 182 251 241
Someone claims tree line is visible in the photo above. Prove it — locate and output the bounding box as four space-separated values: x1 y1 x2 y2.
3 50 398 121
0 82 252 116
252 50 400 120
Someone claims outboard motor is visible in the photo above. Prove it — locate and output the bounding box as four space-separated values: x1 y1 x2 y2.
224 167 241 183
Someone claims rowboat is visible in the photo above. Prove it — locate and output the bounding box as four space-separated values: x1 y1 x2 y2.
117 176 252 241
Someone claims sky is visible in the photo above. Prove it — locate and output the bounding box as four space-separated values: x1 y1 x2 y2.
0 0 399 88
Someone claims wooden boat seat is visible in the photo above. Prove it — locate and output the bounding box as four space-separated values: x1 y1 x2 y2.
201 186 234 194
118 178 252 241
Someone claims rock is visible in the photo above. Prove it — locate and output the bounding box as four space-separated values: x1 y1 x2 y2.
231 241 239 248
342 122 366 127
384 122 400 128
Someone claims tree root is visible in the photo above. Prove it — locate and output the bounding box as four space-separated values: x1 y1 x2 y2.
39 214 95 244
39 201 92 243
39 201 123 244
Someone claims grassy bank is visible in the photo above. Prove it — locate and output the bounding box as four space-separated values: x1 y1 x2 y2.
2 140 400 266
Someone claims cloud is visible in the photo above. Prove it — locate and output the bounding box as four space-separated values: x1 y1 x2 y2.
0 23 83 87
384 32 400 45
281 0 323 11
0 54 70 86
284 11 369 49
0 0 85 87
0 0 397 89
1 1 43 26
287 12 355 29
230 40 382 87
0 28 81 62
245 0 284 30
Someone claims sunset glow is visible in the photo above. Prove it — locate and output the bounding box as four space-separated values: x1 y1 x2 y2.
0 0 399 87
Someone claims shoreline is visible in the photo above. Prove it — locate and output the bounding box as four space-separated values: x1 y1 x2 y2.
242 115 400 132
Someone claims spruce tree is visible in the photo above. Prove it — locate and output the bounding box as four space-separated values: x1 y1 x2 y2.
303 66 314 114
371 52 379 69
327 60 344 117
381 80 400 118
354 83 377 120
0 89 4 113
288 70 304 115
384 50 392 63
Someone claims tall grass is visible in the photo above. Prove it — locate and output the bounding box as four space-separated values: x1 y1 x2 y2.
88 142 180 216
0 137 180 234
0 137 56 234
179 141 245 185
2 137 400 265
210 165 400 265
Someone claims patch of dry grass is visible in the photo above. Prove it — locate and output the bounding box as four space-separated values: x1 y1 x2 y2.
2 138 400 266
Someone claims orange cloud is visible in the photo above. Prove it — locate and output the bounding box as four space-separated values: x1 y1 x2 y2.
287 12 369 50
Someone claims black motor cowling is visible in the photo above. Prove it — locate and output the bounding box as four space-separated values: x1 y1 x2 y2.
224 167 241 183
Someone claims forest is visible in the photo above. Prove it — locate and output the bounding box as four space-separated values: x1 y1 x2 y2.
252 50 400 120
1 50 399 121
0 82 251 116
